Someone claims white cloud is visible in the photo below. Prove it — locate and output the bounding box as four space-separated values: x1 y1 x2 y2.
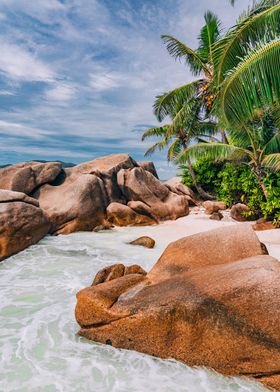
0 90 14 96
0 142 90 159
0 120 52 139
0 41 55 82
0 0 253 175
45 83 77 102
89 72 121 92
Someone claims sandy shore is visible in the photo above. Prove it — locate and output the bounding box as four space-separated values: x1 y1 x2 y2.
129 207 280 261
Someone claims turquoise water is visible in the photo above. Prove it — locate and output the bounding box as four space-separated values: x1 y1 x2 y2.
0 222 268 392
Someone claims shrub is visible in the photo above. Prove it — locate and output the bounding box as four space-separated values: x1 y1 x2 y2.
181 160 280 224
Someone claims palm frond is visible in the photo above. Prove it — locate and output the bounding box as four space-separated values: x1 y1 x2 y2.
262 132 280 155
220 38 280 127
141 126 168 141
176 142 249 164
214 2 280 85
144 139 170 157
227 127 252 149
262 153 280 170
168 99 198 136
153 81 199 122
161 35 209 76
167 138 183 161
198 11 221 66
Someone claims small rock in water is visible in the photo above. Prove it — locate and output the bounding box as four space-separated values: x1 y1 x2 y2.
129 236 155 248
209 211 223 221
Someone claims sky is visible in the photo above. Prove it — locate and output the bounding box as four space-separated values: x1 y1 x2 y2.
0 0 252 178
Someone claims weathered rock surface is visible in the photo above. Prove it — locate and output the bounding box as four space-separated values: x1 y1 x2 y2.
203 200 226 215
0 154 190 257
127 201 159 223
253 218 276 231
31 154 189 234
91 263 147 286
129 236 155 248
0 161 62 194
117 167 189 221
230 203 252 222
164 177 198 206
76 225 280 391
107 202 156 227
209 211 223 221
137 161 158 178
0 193 50 261
0 189 39 207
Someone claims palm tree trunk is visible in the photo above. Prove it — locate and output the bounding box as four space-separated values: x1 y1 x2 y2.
187 158 215 200
220 129 229 144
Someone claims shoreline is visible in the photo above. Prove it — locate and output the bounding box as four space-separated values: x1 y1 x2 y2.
111 208 280 262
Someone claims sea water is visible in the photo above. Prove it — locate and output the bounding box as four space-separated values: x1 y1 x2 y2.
0 219 268 392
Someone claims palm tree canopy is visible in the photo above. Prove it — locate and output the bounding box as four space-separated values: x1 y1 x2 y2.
213 1 280 127
176 109 280 171
161 11 222 77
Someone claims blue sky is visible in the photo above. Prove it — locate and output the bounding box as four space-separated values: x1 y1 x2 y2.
0 0 251 178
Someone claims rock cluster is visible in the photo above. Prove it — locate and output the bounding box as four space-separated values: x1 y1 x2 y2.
0 154 191 260
76 225 280 391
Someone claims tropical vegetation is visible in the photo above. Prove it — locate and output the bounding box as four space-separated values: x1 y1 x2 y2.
142 0 280 224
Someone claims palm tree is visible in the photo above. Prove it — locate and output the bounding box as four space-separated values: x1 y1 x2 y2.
213 0 280 128
142 99 217 199
176 109 280 200
153 11 222 137
152 0 280 135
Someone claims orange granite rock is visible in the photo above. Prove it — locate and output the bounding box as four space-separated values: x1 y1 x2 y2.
76 225 280 391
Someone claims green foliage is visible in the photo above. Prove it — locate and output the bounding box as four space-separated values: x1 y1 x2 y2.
181 160 223 193
181 160 280 223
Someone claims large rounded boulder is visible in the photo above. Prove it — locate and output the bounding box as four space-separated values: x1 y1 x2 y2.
0 161 62 194
106 202 156 226
0 190 50 261
117 167 189 221
34 154 138 234
76 225 280 391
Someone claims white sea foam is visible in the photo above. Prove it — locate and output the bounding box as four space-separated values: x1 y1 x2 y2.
0 217 271 392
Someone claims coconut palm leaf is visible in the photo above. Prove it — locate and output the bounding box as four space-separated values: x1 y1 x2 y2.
214 1 280 84
141 126 169 141
262 132 280 155
153 81 199 122
220 38 280 127
144 139 170 157
198 11 221 66
176 142 249 164
167 138 183 161
262 153 280 170
227 127 253 149
167 99 202 137
161 35 209 76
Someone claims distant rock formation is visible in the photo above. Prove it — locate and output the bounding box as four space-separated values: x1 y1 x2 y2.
76 225 280 392
0 154 190 260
